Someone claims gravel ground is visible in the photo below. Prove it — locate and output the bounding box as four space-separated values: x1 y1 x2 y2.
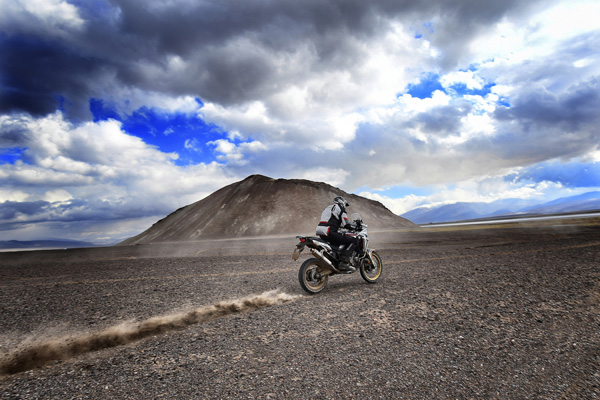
0 218 599 399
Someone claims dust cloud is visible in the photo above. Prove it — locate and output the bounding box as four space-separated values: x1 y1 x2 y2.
0 290 298 375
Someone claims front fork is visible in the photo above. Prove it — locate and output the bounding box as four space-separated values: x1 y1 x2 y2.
361 249 377 271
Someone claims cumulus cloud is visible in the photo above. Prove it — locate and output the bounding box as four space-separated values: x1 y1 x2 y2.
207 138 268 165
0 112 237 240
360 176 572 215
1 0 546 124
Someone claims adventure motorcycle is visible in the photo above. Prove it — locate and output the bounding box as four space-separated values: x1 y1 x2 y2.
292 213 383 294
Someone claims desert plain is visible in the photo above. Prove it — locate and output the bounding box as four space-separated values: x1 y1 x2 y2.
1 217 599 399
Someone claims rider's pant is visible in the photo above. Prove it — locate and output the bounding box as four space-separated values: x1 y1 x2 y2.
320 231 359 259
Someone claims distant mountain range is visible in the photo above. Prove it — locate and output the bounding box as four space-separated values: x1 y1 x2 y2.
401 191 600 224
0 239 96 251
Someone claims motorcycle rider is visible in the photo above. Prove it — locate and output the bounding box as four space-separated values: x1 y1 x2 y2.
316 196 360 271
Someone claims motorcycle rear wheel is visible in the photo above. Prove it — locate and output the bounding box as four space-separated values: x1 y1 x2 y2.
360 250 382 283
298 258 328 294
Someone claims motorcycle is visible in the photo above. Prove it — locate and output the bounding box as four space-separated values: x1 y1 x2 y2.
292 213 383 294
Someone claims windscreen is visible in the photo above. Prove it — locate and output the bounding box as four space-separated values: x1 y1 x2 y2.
350 213 362 223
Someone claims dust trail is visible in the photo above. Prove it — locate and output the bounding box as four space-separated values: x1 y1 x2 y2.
0 290 299 376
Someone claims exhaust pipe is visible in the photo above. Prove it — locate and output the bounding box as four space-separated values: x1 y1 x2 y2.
310 248 341 273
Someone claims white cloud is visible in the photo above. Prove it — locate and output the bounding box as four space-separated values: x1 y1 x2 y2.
242 140 268 153
209 139 238 157
208 138 268 164
534 1 600 41
0 189 29 203
297 168 349 188
359 191 428 216
587 150 600 163
470 1 600 79
0 112 238 241
573 58 594 69
100 90 203 118
19 113 179 174
184 138 201 152
360 176 570 216
195 20 435 153
396 91 452 114
43 189 72 203
440 70 485 90
0 0 84 38
2 0 600 240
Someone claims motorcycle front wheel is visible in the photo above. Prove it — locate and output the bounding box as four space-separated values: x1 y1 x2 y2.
298 258 328 294
360 250 382 283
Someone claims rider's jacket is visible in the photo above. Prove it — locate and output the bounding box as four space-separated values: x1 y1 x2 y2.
316 204 350 236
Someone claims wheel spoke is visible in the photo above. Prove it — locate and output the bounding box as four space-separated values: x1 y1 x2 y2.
360 251 382 283
299 259 328 293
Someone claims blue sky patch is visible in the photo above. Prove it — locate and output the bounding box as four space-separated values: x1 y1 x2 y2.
462 64 479 72
413 22 434 39
404 65 496 101
90 99 227 165
405 73 444 99
497 97 510 107
507 161 600 188
0 148 24 165
447 82 495 97
90 98 120 122
54 95 66 113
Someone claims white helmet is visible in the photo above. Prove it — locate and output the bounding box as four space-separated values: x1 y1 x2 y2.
333 196 349 209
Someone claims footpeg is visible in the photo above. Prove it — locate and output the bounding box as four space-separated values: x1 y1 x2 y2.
338 263 356 273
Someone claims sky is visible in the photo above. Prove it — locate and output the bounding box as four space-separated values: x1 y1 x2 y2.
1 0 600 244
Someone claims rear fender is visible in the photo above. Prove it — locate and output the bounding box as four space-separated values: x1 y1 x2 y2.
293 236 333 260
293 237 307 261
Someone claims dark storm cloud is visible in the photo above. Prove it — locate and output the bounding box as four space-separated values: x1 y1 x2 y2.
413 101 472 136
0 114 30 146
0 201 49 220
424 0 536 68
457 76 600 167
63 198 172 221
0 0 547 118
495 77 600 131
0 35 106 118
0 197 172 231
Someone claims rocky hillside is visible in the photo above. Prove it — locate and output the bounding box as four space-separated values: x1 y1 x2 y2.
121 175 415 244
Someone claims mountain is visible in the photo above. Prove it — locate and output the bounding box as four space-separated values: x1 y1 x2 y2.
402 191 600 224
0 239 96 251
525 191 600 214
121 175 415 244
401 198 539 224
